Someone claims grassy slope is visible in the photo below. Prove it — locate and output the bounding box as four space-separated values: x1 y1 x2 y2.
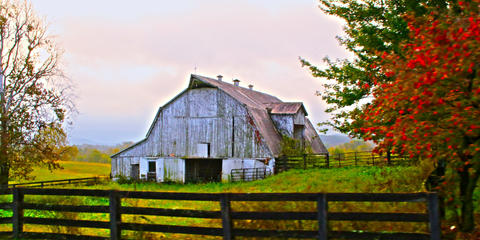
99 166 427 193
3 165 479 238
92 166 479 239
11 161 110 183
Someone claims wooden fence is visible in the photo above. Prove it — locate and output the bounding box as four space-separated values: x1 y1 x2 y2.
276 151 411 172
0 188 440 239
230 168 272 182
1 176 108 189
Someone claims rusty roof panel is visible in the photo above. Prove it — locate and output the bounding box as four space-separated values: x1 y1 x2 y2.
192 75 282 107
304 117 328 154
247 107 282 156
264 102 307 115
192 74 326 156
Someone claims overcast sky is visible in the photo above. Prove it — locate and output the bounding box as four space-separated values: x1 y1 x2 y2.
29 0 349 145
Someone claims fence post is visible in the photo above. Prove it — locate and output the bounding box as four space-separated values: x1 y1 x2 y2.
354 152 358 166
109 191 121 240
326 154 329 168
427 193 441 240
220 194 233 240
337 153 341 168
303 154 307 170
317 193 328 239
387 150 391 165
12 188 24 239
371 152 375 166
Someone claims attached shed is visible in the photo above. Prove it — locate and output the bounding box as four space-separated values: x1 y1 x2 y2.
111 74 328 183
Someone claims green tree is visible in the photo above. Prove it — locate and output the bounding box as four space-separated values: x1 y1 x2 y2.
301 0 448 138
355 1 479 231
0 1 73 183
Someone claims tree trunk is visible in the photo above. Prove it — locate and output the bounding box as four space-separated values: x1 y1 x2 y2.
0 121 9 185
0 162 8 186
458 166 479 232
0 112 8 186
0 125 8 185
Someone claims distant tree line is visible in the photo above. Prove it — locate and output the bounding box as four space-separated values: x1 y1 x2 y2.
61 142 133 163
328 140 374 155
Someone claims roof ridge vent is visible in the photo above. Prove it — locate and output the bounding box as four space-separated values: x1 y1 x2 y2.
233 79 240 86
248 84 253 90
217 75 223 81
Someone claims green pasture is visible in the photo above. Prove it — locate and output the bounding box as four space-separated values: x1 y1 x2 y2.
0 164 478 239
10 161 110 184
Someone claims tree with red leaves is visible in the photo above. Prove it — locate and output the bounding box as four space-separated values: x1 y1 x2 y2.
355 1 479 231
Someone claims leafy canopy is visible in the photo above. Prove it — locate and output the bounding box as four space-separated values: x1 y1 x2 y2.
301 0 449 137
0 0 74 182
353 0 479 232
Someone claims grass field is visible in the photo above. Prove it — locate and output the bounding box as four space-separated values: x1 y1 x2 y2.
100 165 427 193
10 161 110 183
2 163 479 239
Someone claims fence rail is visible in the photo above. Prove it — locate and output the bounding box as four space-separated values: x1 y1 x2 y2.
230 168 272 182
2 176 108 189
276 151 411 172
0 188 440 239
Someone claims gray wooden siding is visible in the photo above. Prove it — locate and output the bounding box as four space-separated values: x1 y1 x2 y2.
271 115 294 137
294 110 305 125
113 88 272 167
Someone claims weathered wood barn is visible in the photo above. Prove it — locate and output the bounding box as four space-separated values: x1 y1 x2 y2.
111 74 327 183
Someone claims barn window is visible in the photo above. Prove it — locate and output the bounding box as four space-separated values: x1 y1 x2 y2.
197 143 210 158
148 161 156 172
147 161 156 181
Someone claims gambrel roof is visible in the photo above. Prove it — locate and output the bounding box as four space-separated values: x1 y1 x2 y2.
189 75 327 155
112 74 327 158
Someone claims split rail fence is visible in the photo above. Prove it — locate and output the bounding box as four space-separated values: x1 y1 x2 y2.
1 176 108 189
276 151 411 172
0 188 440 239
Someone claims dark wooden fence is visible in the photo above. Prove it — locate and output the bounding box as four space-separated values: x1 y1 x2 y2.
276 151 411 172
0 188 440 239
230 168 272 182
1 176 108 189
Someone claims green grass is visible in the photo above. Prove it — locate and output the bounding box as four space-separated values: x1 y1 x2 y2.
10 161 110 183
2 165 478 239
97 166 426 193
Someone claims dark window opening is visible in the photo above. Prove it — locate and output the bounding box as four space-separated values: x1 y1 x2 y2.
147 161 156 181
185 159 222 183
148 161 156 172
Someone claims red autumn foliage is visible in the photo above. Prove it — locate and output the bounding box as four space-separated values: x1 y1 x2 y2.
352 1 480 232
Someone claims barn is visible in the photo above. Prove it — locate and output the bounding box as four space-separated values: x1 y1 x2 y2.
111 74 328 183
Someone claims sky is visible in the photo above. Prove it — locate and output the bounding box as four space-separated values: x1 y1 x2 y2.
29 0 349 145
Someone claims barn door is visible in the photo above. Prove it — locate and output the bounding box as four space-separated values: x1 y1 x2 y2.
185 159 222 183
130 164 139 180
